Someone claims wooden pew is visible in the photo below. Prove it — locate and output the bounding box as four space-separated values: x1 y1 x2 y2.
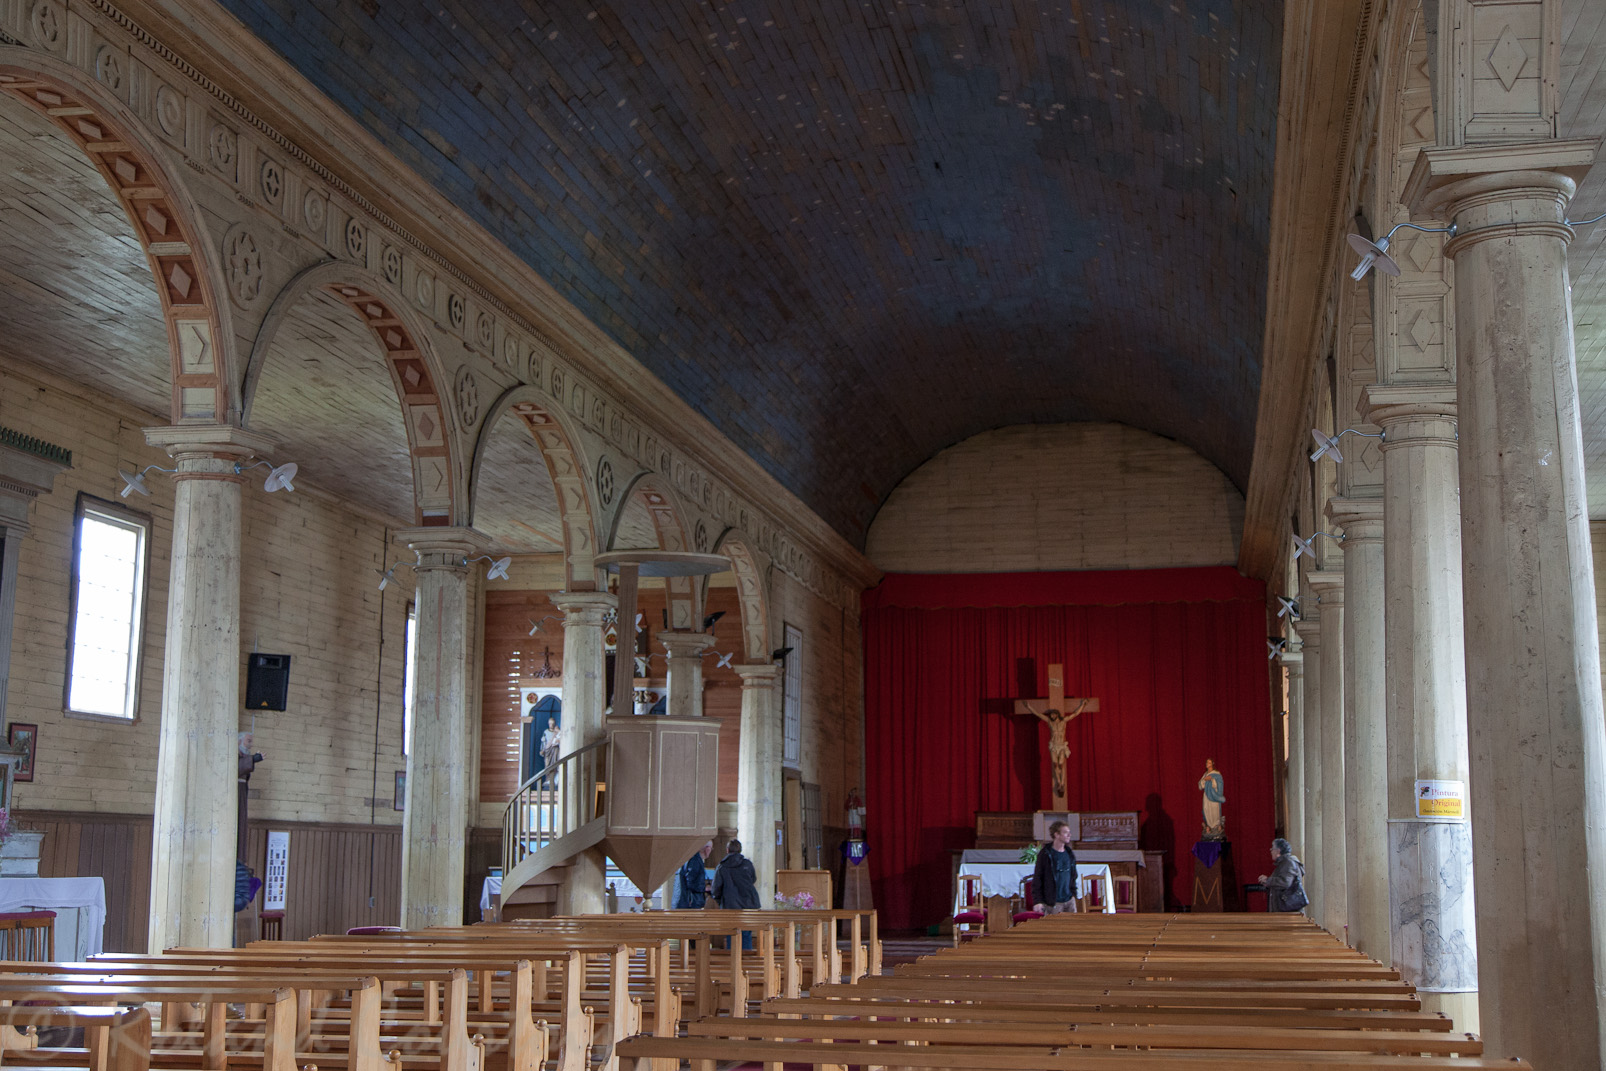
0 1004 151 1071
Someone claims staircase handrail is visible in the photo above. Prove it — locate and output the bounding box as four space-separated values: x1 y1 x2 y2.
501 738 608 882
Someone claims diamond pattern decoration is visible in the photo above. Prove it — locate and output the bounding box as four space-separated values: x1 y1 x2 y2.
1358 439 1383 475
1487 25 1528 92
75 119 103 141
167 262 193 299
1403 236 1433 273
143 205 170 237
1408 310 1434 351
1410 107 1434 142
416 410 436 441
385 328 404 349
402 364 423 389
113 157 138 184
364 302 384 319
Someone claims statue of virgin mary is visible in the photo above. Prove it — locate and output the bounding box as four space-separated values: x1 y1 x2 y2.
1198 759 1226 840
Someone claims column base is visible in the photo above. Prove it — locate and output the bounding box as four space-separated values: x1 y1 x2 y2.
1388 819 1478 991
1421 991 1480 1035
560 848 606 915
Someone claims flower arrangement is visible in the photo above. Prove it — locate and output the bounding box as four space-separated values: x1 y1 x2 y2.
1018 843 1040 864
774 890 815 909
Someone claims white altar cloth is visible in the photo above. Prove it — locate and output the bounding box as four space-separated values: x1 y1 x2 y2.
0 876 107 958
955 850 1114 914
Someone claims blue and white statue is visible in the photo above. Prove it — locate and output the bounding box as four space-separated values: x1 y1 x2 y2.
1198 758 1226 840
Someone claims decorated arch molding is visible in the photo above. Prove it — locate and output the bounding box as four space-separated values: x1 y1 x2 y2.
612 473 697 630
473 386 600 591
242 263 459 525
714 531 770 663
0 53 234 424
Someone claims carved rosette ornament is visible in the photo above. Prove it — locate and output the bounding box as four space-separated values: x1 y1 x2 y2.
302 191 327 235
382 244 402 284
597 458 615 506
454 368 479 428
344 217 366 260
94 46 125 95
447 293 465 329
155 85 184 137
223 226 263 307
208 123 236 173
259 159 283 206
29 2 63 51
476 312 494 350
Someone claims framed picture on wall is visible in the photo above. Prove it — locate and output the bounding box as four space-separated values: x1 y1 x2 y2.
8 723 36 783
394 770 406 811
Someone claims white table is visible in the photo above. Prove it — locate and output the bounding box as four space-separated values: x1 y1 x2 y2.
954 850 1114 914
0 876 107 958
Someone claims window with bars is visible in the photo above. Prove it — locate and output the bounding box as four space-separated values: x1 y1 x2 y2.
65 495 150 720
782 622 802 769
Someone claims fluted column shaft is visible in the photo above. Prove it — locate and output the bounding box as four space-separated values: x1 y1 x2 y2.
735 663 781 903
550 591 615 914
1415 145 1606 1065
145 426 271 951
1328 500 1388 962
1307 568 1347 938
1364 387 1477 1026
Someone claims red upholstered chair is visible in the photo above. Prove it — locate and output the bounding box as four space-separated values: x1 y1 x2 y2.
1081 871 1108 912
1011 876 1044 926
1113 875 1138 913
953 874 986 945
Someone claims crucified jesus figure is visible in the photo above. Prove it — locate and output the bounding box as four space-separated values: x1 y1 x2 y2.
1011 665 1100 810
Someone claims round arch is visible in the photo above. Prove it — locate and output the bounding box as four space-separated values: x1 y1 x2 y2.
243 261 462 526
609 471 699 630
470 384 601 591
0 48 238 424
712 529 770 663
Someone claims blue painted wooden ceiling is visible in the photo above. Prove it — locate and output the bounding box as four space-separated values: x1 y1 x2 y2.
217 0 1282 544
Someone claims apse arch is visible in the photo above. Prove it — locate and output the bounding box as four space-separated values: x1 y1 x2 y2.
243 261 460 525
608 472 699 630
469 385 600 591
712 529 771 663
0 49 237 423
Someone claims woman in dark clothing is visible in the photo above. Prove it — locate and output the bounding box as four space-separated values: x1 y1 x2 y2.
1259 837 1308 913
1031 819 1080 913
711 838 760 950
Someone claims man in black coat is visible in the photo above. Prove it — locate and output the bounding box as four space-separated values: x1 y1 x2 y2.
676 840 713 909
1032 819 1080 913
711 838 761 950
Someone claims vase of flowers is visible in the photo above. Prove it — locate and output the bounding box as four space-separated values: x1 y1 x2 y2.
0 810 43 877
774 890 816 910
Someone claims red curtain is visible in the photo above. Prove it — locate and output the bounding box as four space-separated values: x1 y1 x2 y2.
861 566 1272 931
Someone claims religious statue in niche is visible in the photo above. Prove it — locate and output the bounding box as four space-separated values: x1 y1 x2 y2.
1198 759 1226 840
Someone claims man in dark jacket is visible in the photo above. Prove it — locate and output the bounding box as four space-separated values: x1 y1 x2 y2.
676 840 713 909
711 838 761 950
1031 819 1080 913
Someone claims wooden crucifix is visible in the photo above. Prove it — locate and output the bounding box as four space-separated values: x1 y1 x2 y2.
1012 664 1100 810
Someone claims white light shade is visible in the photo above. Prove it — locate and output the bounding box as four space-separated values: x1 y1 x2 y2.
1347 232 1400 280
1276 595 1300 619
485 555 512 581
714 650 734 669
1310 428 1344 464
263 462 298 493
117 470 149 498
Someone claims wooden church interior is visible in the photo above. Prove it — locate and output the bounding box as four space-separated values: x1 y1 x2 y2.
0 0 1604 1067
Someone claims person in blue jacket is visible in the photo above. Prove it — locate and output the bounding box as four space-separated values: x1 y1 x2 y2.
676 840 712 909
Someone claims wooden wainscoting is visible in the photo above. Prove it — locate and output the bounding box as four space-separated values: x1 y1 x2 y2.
15 811 403 950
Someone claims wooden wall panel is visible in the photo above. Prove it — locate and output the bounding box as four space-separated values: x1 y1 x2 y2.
17 811 402 949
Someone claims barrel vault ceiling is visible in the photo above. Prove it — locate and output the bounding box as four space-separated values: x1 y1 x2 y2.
209 0 1284 544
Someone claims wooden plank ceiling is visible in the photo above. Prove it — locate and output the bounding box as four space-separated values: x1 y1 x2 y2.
216 0 1284 543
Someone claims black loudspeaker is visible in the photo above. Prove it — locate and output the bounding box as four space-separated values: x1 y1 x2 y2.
246 653 292 711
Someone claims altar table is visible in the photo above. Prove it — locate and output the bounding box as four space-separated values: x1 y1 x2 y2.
0 876 106 958
954 850 1115 914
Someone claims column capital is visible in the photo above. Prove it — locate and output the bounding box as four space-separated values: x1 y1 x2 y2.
1307 568 1345 608
550 590 617 625
1362 384 1458 448
1280 650 1305 676
144 424 275 480
1404 140 1596 253
396 526 491 570
659 630 716 658
1327 496 1384 546
734 663 781 686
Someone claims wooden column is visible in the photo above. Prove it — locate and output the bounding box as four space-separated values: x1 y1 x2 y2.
1307 567 1347 939
735 663 781 904
550 590 614 914
1282 651 1306 861
1409 140 1604 1065
659 630 714 717
1296 586 1324 925
396 526 487 929
144 426 271 951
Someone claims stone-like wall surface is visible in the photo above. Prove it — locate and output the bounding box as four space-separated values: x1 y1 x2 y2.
866 423 1244 574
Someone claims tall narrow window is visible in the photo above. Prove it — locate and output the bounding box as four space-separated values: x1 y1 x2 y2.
403 602 418 754
781 622 802 769
65 495 150 720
